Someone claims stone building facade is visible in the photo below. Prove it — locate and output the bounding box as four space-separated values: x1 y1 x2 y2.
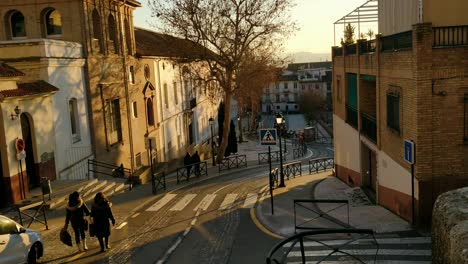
332 0 468 227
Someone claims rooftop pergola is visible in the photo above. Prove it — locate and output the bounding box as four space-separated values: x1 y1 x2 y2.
333 0 379 45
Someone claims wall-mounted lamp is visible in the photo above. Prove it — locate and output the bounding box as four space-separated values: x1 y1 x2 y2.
10 106 21 120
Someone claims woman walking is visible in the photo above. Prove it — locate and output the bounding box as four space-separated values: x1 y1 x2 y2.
64 191 90 252
91 192 115 252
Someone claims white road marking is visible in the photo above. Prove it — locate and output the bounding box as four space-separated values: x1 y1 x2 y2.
131 213 140 218
146 193 177 212
170 194 197 211
193 194 216 211
219 193 238 210
242 193 258 208
116 222 127 230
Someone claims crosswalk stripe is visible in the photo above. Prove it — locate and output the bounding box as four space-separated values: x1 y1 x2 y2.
287 261 431 264
219 193 238 210
170 194 197 211
146 193 177 212
242 193 258 208
194 194 216 211
284 237 431 248
288 249 431 257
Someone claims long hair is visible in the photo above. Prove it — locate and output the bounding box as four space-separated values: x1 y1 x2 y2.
68 191 80 206
93 192 108 204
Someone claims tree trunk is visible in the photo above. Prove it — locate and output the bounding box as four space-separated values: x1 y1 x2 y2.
216 90 232 164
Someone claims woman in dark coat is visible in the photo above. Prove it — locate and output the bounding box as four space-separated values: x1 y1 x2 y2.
91 192 115 252
64 191 90 252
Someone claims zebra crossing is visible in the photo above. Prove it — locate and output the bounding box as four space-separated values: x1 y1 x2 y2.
145 192 259 213
281 236 431 263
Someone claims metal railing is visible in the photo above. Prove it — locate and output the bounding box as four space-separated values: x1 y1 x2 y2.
359 39 376 54
218 154 247 172
381 30 412 51
294 199 350 232
361 112 377 143
266 229 377 264
258 150 282 164
270 168 279 187
152 171 166 194
283 161 302 180
332 46 343 57
433 25 468 47
346 104 358 128
17 201 49 230
309 157 334 174
176 161 208 183
292 147 306 159
87 159 135 189
345 43 357 55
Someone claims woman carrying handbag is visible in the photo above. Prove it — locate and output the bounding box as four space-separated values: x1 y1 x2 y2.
91 192 115 252
64 191 90 252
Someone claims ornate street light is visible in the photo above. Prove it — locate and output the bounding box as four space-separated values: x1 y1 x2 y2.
209 117 216 166
276 113 286 187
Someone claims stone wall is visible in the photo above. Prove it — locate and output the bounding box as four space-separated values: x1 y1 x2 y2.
432 187 468 264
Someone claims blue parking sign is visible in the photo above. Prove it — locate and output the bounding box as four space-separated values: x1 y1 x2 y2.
404 140 414 164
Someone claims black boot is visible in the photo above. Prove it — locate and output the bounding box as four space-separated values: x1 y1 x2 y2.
105 236 111 249
98 237 105 252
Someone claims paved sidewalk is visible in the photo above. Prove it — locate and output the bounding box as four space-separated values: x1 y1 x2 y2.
255 171 413 238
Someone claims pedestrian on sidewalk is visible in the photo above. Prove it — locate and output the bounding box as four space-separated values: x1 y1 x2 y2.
184 152 192 178
64 191 90 252
91 192 115 253
191 151 201 176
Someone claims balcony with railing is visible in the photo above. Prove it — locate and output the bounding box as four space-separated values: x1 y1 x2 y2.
381 30 412 51
361 112 377 143
345 43 357 55
359 39 376 54
433 25 468 47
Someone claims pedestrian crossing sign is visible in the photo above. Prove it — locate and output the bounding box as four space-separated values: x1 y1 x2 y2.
260 129 277 145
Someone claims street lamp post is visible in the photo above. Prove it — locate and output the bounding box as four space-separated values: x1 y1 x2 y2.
276 114 286 187
209 117 216 166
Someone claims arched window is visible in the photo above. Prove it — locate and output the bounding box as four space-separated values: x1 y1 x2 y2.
146 98 155 126
124 18 132 55
7 10 26 39
44 8 62 36
68 98 81 142
92 9 103 52
108 14 118 54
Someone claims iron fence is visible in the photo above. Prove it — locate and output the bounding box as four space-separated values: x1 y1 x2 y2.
152 171 166 194
266 229 377 264
346 104 358 129
176 161 208 183
359 39 376 54
433 25 468 47
381 30 412 51
345 43 357 55
309 157 334 174
283 161 302 180
361 112 377 143
332 46 343 57
292 148 306 159
258 150 282 164
218 154 248 172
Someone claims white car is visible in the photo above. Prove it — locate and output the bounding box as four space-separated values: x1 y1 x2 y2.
0 215 43 264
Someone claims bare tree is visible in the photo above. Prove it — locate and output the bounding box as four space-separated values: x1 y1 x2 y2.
148 0 296 163
298 89 324 125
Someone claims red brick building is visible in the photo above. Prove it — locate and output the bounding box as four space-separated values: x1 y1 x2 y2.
332 0 468 228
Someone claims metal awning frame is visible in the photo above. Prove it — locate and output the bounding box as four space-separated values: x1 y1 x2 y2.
333 0 379 45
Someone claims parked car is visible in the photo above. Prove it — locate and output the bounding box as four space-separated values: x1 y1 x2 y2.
0 215 43 264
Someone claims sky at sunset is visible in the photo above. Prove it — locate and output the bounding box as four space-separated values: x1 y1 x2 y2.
133 0 377 56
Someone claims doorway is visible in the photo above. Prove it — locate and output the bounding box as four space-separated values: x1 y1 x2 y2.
20 113 38 189
361 144 377 203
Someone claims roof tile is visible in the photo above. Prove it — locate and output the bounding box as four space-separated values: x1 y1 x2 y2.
0 63 25 77
0 80 59 98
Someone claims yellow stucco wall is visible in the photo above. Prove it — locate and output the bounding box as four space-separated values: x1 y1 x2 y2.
333 115 361 173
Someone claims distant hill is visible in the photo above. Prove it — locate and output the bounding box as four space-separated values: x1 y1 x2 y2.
286 52 331 63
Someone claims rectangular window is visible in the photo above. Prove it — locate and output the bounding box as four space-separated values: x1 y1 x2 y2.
107 98 122 145
284 82 288 89
276 95 280 103
275 82 279 89
132 101 138 118
164 83 168 108
294 82 297 89
129 66 135 84
387 93 400 133
135 152 142 168
68 99 81 143
464 94 468 143
173 82 178 104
